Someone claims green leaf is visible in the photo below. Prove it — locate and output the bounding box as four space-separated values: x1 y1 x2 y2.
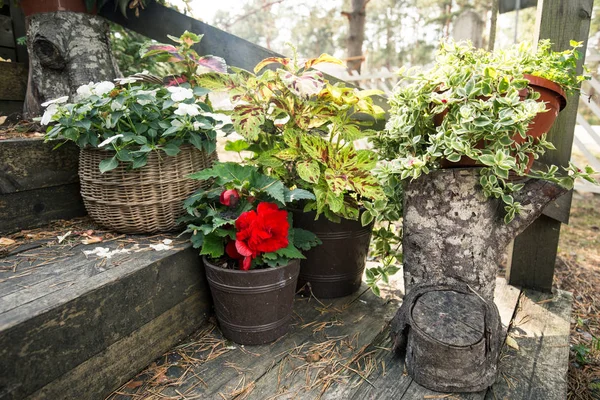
199 234 225 258
284 188 315 203
224 140 250 153
188 132 205 150
161 143 181 156
292 228 321 251
361 211 375 227
297 160 321 184
99 156 119 173
274 243 305 259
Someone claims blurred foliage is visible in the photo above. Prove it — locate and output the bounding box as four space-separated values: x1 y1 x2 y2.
109 23 172 77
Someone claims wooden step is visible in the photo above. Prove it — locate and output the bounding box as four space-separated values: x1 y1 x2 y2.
106 277 572 399
0 232 210 400
0 139 85 235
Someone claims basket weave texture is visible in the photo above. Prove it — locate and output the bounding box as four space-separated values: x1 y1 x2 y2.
79 146 216 234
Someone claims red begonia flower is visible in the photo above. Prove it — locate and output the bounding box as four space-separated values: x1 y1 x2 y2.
233 202 289 270
220 189 240 207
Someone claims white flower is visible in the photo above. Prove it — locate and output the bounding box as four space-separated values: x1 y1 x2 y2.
94 81 115 96
40 104 59 125
136 89 159 105
174 103 200 117
110 100 126 111
192 121 201 131
76 83 94 100
98 134 124 147
41 96 69 107
114 76 141 85
168 86 194 102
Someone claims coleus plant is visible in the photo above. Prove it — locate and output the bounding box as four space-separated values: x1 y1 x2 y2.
196 49 387 222
376 39 597 223
140 31 227 87
182 162 321 270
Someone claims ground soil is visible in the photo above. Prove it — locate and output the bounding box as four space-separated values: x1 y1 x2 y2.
555 192 600 400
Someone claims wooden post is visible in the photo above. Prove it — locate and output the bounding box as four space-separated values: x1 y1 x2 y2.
507 0 593 292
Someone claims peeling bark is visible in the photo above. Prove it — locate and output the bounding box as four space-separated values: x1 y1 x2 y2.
402 168 567 302
25 12 120 119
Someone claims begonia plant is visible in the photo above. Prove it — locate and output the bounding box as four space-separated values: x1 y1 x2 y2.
182 162 321 270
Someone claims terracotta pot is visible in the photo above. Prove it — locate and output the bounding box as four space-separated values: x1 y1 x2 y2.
203 257 300 345
21 0 95 16
438 74 567 171
292 209 373 299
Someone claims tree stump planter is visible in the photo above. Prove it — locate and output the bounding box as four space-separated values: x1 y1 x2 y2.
203 257 300 345
292 209 373 298
390 168 567 392
25 11 118 118
402 168 567 302
390 283 502 392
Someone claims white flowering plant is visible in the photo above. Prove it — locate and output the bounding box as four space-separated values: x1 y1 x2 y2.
43 80 232 173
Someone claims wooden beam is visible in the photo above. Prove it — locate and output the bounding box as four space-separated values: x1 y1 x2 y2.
9 1 28 63
508 0 593 292
0 62 27 101
99 1 279 73
98 0 389 120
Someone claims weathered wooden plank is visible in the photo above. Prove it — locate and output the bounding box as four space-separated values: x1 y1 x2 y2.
509 0 593 289
99 1 276 74
247 289 400 399
0 46 15 61
340 278 521 400
508 214 562 293
0 241 211 400
0 15 14 48
28 292 208 400
8 2 27 63
0 100 23 120
486 289 572 400
0 139 80 194
0 183 86 234
0 62 27 101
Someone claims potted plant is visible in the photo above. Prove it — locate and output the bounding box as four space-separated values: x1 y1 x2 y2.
197 50 387 298
375 39 597 223
182 162 321 345
41 32 230 234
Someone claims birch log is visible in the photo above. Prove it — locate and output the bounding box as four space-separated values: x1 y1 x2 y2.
25 12 119 118
402 168 567 302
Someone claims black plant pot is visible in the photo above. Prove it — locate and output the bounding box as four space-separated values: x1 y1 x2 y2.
203 257 300 345
292 210 373 298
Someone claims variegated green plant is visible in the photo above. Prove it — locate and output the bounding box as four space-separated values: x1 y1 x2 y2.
375 39 597 223
197 50 387 222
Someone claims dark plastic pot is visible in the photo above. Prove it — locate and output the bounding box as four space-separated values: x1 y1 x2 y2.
292 209 373 298
438 74 567 172
203 257 300 345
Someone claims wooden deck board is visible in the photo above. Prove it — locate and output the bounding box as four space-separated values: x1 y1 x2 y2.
485 289 573 400
0 235 212 399
109 277 531 400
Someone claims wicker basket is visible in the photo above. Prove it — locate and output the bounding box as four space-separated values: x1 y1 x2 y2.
79 146 217 234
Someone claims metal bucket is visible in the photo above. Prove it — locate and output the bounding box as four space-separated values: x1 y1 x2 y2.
292 210 373 298
203 257 300 345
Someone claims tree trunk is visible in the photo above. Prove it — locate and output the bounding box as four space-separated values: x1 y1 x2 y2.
342 0 368 73
25 12 120 119
402 168 567 302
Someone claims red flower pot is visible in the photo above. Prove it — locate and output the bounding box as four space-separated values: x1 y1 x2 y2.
20 0 95 16
438 74 567 172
